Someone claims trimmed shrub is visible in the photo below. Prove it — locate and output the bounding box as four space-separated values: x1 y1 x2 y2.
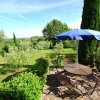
0 72 42 100
34 57 49 76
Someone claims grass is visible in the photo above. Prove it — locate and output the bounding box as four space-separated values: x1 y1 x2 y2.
28 48 75 64
0 67 27 82
0 48 75 82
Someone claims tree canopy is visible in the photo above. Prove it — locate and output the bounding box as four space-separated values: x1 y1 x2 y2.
42 19 69 41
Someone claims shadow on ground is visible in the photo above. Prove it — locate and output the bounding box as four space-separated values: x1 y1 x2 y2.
45 73 81 100
2 70 26 82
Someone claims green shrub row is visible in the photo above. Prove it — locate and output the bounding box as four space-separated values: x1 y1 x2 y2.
0 72 42 100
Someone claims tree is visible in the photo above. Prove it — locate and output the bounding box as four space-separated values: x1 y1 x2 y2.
30 36 45 49
13 33 18 47
0 30 6 55
0 29 5 41
42 19 69 48
78 0 99 67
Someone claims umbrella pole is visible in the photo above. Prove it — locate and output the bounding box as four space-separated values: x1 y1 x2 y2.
76 40 79 64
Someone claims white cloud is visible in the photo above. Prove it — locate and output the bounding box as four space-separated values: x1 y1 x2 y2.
0 0 82 13
68 23 81 29
17 14 26 19
17 14 31 23
0 15 15 23
68 19 82 29
5 28 43 38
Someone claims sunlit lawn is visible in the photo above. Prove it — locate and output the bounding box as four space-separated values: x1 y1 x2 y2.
0 48 75 82
29 48 75 64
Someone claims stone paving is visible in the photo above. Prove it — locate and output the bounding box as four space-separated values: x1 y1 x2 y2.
42 68 100 100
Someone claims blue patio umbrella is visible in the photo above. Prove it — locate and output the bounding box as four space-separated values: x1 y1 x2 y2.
53 29 100 63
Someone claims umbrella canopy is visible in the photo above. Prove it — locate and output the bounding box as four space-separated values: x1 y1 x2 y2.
53 29 100 64
54 29 100 40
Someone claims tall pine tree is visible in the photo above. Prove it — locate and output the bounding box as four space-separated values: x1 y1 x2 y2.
78 0 100 67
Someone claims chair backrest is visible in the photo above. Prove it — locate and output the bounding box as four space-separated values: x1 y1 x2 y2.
58 72 75 90
59 73 70 85
82 74 99 95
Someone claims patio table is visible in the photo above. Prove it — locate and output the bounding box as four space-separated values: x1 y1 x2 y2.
64 64 92 76
63 64 100 99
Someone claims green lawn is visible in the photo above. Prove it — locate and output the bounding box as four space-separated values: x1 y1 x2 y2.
0 48 75 82
28 48 75 64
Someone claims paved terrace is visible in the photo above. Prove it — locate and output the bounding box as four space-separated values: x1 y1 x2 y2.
42 68 100 100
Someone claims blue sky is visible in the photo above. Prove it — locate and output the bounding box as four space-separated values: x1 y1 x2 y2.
0 0 83 38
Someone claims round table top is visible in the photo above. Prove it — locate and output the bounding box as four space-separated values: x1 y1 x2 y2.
64 64 92 76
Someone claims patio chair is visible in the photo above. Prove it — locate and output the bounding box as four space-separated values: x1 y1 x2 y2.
58 71 83 94
81 73 100 100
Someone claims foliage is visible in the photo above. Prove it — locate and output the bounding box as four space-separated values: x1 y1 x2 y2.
0 42 5 56
31 36 45 42
31 36 45 49
51 53 64 67
95 47 100 68
13 33 17 46
1 44 9 56
54 42 63 49
8 45 18 53
0 30 5 41
0 72 42 100
36 41 50 50
33 57 49 76
0 66 14 75
63 40 76 48
13 33 19 48
42 19 69 48
19 39 32 52
4 50 30 69
0 30 6 56
78 0 100 67
0 48 75 82
42 19 69 40
5 39 14 46
81 0 99 30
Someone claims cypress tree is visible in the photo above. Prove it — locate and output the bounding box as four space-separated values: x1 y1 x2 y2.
78 0 99 67
13 33 18 47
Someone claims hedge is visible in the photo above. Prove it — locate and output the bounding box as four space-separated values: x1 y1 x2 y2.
0 72 42 100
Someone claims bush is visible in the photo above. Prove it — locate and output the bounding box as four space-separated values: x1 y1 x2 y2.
8 45 18 52
34 57 49 76
54 42 63 49
63 40 76 48
51 53 64 68
0 72 42 100
19 40 32 52
4 50 30 69
36 41 50 50
0 42 5 56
